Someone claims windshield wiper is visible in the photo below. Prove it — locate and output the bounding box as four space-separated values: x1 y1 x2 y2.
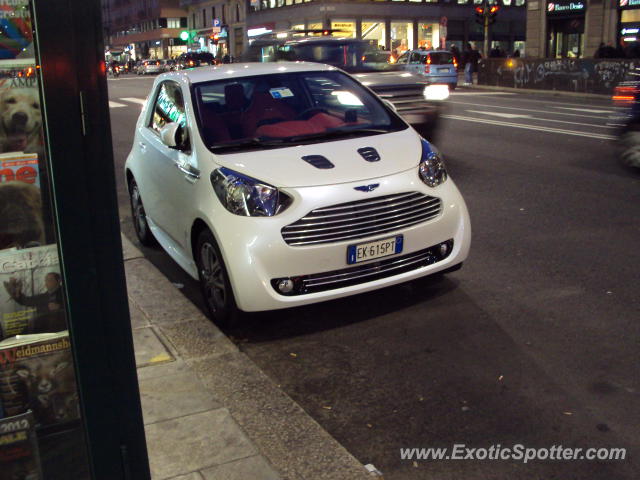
209 137 287 152
284 128 390 144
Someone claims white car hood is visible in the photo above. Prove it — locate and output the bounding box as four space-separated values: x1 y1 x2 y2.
211 128 423 188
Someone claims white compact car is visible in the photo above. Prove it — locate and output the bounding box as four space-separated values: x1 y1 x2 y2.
125 62 471 325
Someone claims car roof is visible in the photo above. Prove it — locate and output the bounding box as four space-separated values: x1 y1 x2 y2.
284 36 364 46
410 49 452 54
159 61 337 84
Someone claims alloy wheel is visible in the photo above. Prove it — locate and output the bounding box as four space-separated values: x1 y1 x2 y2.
200 242 226 313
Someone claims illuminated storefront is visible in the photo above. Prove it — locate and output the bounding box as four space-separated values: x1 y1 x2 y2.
418 22 441 49
546 0 586 58
247 0 526 54
362 20 386 48
619 0 640 55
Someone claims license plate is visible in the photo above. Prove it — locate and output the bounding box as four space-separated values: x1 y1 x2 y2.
347 235 403 264
438 67 449 73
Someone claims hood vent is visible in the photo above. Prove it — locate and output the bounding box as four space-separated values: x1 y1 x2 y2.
358 147 381 162
302 155 334 169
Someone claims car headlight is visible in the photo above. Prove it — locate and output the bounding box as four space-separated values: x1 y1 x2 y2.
211 167 292 217
418 139 447 188
423 84 450 101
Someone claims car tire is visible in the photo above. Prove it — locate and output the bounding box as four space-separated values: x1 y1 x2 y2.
195 229 240 328
618 128 640 168
129 179 157 247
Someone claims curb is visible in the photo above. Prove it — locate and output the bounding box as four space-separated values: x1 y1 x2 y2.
122 234 377 480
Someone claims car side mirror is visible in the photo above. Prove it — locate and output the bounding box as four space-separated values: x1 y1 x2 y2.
159 122 188 150
383 99 397 112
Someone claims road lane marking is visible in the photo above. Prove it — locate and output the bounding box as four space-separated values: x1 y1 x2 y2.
109 101 126 108
465 110 615 129
451 92 516 96
467 110 532 119
449 100 610 119
465 95 617 111
553 107 613 114
121 97 147 106
442 114 615 140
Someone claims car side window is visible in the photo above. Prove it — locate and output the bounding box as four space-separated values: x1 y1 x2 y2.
148 81 190 151
149 81 187 134
409 52 422 64
396 53 409 65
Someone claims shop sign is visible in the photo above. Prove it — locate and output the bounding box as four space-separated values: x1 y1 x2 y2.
547 1 585 14
620 0 640 7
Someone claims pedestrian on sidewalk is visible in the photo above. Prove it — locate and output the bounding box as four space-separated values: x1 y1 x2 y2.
450 43 461 66
463 43 481 86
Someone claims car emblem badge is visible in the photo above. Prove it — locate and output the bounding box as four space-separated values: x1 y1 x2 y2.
354 183 379 193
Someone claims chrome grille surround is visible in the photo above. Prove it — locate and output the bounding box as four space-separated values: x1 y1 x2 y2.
271 239 454 296
281 192 442 246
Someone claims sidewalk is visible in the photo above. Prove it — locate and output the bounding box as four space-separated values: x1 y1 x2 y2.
122 235 376 480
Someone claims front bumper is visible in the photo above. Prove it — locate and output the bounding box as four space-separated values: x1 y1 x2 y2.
213 168 471 312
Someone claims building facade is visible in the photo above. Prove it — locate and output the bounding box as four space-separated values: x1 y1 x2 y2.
102 0 188 60
179 0 248 59
246 0 527 56
525 0 640 58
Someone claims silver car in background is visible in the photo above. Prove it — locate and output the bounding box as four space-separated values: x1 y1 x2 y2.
137 60 164 75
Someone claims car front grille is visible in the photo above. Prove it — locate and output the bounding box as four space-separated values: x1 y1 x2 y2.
281 192 442 246
372 85 428 114
271 239 453 296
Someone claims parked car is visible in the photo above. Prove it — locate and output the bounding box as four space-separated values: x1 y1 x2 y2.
610 67 640 168
125 62 471 326
137 60 164 75
396 49 458 90
243 36 447 141
361 50 396 70
176 52 216 70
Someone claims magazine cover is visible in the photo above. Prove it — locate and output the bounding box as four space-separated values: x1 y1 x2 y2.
0 0 33 60
0 152 39 187
0 332 79 430
0 58 46 251
0 244 63 340
0 66 42 157
0 410 42 480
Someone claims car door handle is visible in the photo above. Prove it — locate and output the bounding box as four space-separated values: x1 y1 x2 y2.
139 141 147 151
176 162 200 183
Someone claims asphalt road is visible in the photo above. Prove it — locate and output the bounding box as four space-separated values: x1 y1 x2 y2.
107 75 639 480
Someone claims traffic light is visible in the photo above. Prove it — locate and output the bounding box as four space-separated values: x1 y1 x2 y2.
474 6 485 25
488 5 500 25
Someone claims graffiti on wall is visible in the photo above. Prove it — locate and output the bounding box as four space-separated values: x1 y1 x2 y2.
479 58 636 94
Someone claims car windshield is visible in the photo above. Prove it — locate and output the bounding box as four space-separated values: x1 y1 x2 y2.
192 70 405 152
